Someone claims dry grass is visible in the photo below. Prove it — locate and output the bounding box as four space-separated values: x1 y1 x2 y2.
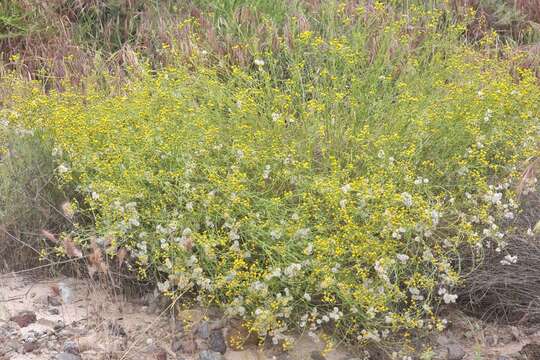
460 160 540 324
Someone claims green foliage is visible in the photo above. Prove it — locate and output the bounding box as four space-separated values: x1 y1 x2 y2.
4 4 539 351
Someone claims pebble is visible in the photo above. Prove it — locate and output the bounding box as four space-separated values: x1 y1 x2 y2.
446 343 465 360
63 340 79 354
22 341 39 353
55 352 82 360
48 296 62 307
197 321 210 339
208 329 227 354
49 308 60 315
9 310 37 328
311 351 326 360
199 350 224 360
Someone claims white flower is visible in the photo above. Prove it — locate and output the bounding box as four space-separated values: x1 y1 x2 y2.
484 108 493 122
430 210 440 225
485 191 502 205
91 191 99 200
270 229 282 240
271 112 280 122
295 228 310 238
304 242 313 256
396 253 409 263
377 149 385 159
254 58 265 66
401 192 413 207
157 280 170 292
341 183 352 193
263 165 271 180
57 164 69 174
501 254 517 265
303 293 311 301
504 211 514 219
186 202 194 211
443 293 458 304
339 199 347 208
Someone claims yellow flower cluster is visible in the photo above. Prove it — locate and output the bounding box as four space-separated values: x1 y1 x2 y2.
3 3 539 351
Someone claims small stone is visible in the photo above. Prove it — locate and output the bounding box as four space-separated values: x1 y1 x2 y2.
437 334 450 346
63 340 79 354
23 341 39 353
177 338 197 354
311 351 326 360
49 308 60 315
54 321 65 332
154 348 167 360
55 352 82 360
446 343 465 360
10 311 36 328
197 321 210 339
48 296 62 307
208 329 226 354
199 350 224 360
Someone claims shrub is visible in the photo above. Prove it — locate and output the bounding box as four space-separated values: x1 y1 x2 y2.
0 115 67 272
4 2 540 353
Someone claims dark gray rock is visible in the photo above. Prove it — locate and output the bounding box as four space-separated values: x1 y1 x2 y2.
208 329 226 354
199 350 224 360
311 351 327 360
48 296 62 307
48 308 60 315
63 340 79 354
446 343 465 360
197 321 210 339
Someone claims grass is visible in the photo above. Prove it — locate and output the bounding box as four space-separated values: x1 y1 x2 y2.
1 0 540 357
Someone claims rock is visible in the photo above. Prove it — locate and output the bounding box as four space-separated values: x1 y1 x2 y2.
0 304 10 322
311 351 326 360
22 341 39 353
437 335 451 346
55 352 81 360
154 348 167 360
10 310 36 328
49 308 60 315
176 338 197 354
48 296 62 307
446 343 465 360
199 350 224 360
63 340 79 354
197 321 210 339
208 329 226 354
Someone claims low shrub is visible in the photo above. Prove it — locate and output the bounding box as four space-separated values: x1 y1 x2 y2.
3 3 540 354
0 117 67 272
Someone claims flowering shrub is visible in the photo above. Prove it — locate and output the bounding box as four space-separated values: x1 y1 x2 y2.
3 3 540 353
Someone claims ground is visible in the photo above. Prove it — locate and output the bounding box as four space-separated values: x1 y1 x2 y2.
1 274 540 360
0 274 352 360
